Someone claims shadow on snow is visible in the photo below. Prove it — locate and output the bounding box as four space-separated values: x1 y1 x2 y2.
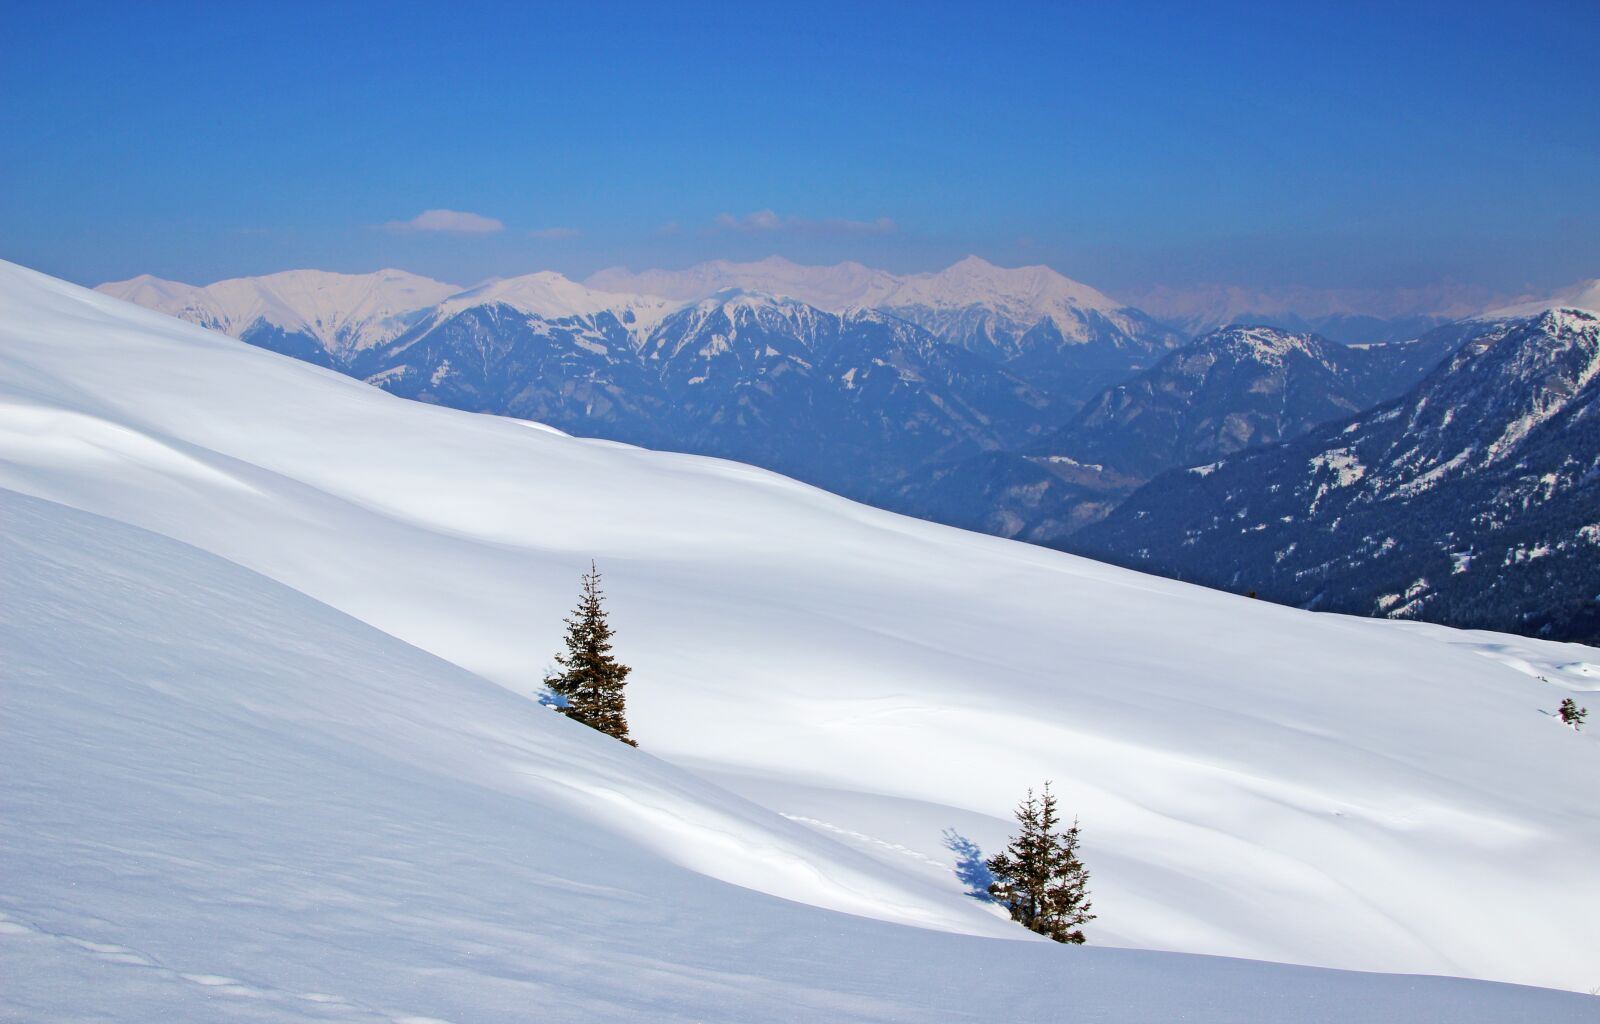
941 828 998 902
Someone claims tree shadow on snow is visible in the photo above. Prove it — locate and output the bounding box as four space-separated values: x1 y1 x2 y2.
941 828 997 902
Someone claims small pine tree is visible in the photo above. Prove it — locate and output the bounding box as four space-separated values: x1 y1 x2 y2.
1558 697 1587 730
986 782 1095 943
545 562 637 746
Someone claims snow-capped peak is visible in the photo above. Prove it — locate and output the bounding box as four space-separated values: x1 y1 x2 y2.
874 255 1125 318
95 273 205 310
585 255 1134 340
97 268 461 354
435 271 674 325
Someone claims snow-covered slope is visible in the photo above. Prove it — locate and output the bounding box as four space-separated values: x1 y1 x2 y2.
6 498 1587 1023
96 268 461 357
4 260 1599 1004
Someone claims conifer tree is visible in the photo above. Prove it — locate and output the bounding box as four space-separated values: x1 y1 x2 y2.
1558 697 1587 730
545 562 636 746
986 782 1095 943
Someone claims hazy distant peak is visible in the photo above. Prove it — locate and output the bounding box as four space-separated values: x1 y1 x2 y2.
874 255 1124 317
96 273 204 309
1129 281 1508 338
96 268 461 354
585 255 1128 331
586 257 900 309
438 270 675 324
1482 279 1600 320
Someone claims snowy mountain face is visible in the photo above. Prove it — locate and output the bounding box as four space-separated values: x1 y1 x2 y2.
5 261 1600 1019
1046 326 1405 477
434 270 675 324
1075 309 1600 644
592 255 1186 405
871 256 1184 402
887 323 1471 546
358 290 1047 496
96 268 461 364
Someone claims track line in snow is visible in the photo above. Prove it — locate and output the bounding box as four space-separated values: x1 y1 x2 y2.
0 908 451 1023
782 814 949 870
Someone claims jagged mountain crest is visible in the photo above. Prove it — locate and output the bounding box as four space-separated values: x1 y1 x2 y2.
99 257 1183 382
1347 309 1600 495
584 255 1177 355
339 284 1048 497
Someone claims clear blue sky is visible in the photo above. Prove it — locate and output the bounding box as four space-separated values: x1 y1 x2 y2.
2 0 1595 293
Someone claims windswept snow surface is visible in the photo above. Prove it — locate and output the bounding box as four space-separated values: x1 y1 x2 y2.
3 260 1599 1013
11 493 1594 1023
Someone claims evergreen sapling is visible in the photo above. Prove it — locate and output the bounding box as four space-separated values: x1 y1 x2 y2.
1558 697 1587 730
545 562 637 746
986 782 1095 943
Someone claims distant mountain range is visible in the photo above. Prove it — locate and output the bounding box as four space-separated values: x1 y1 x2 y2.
364 291 1054 492
98 258 1184 504
590 255 1184 403
1125 281 1508 344
1073 309 1600 643
98 268 460 365
96 259 1599 641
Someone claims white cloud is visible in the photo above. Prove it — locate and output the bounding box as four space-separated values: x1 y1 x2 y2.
528 226 580 240
712 209 896 235
384 209 505 235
